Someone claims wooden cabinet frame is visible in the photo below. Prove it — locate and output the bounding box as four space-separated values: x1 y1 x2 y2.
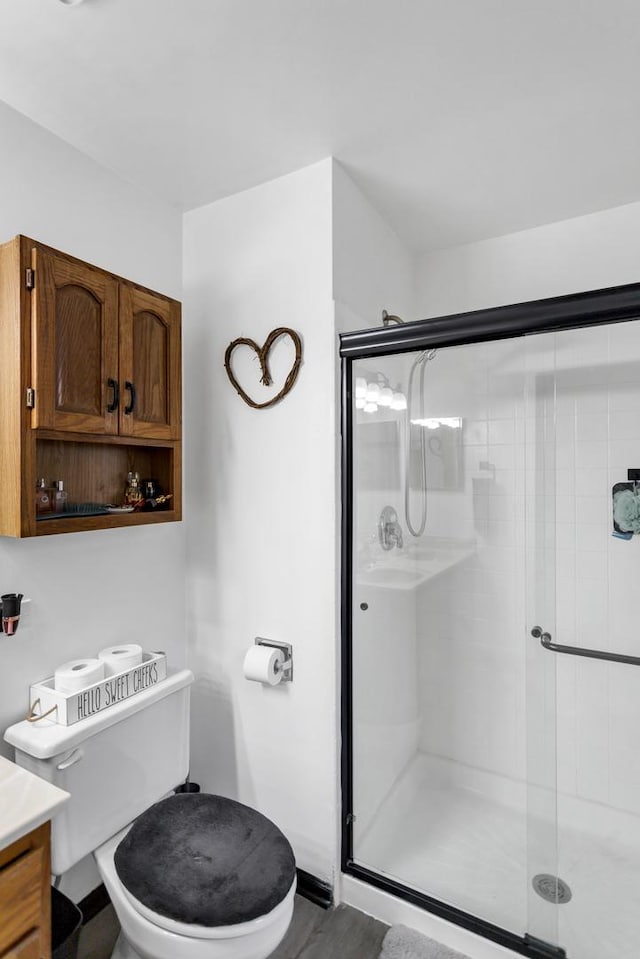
0 823 51 959
0 236 182 537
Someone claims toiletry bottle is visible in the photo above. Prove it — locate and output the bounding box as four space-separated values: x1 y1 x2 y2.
124 470 143 507
51 480 68 514
35 478 52 515
141 478 158 501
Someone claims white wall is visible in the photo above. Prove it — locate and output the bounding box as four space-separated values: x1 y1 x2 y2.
0 100 185 897
416 198 640 319
183 159 339 881
332 161 416 327
182 156 419 887
0 100 182 296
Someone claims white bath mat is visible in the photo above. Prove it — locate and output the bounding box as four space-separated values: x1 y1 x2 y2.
379 925 470 959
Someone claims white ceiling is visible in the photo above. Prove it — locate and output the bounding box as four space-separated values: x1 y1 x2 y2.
2 0 640 252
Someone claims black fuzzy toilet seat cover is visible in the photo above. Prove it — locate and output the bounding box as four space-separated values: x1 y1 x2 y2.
114 793 296 927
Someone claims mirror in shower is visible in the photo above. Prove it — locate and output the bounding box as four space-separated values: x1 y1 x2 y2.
356 417 464 492
356 421 401 492
355 360 464 494
408 417 463 491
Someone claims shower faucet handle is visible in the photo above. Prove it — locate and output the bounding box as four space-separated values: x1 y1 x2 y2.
378 505 403 550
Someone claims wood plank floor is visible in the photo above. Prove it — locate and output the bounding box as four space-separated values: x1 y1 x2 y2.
271 897 388 959
78 895 389 959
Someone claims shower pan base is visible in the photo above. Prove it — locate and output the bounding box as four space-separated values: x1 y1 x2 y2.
352 754 640 959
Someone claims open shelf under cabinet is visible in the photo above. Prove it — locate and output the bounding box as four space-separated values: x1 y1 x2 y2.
32 434 181 536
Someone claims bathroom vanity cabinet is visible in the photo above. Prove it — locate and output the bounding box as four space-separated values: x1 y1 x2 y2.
0 235 182 536
0 823 51 959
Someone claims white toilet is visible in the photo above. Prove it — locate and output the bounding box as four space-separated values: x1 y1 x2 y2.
5 669 296 959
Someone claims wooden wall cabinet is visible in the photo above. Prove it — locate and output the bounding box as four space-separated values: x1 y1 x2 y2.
0 823 51 959
0 236 182 537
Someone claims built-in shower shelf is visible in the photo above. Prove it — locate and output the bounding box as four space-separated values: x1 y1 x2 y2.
356 539 476 590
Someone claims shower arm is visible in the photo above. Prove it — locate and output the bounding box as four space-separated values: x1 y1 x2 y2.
531 626 640 667
382 310 404 327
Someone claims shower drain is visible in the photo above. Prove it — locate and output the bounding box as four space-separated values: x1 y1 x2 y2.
532 874 572 904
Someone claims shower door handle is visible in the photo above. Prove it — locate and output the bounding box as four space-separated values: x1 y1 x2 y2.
531 626 640 667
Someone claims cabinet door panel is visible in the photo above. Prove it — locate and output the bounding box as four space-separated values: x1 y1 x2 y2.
32 249 119 434
0 848 43 953
2 930 41 959
119 285 181 439
133 310 168 424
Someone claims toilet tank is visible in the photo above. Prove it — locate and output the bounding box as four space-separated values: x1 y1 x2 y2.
5 669 193 875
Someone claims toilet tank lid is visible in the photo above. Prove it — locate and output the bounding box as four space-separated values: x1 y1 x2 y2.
4 669 193 760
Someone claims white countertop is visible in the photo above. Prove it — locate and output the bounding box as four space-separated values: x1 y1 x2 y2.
0 754 69 851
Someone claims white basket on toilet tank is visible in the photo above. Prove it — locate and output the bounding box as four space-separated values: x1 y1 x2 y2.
29 651 167 725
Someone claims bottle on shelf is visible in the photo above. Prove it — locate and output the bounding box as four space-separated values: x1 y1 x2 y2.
35 478 52 515
51 480 68 514
124 471 144 508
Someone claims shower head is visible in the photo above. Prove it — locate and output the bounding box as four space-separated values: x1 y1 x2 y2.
410 347 437 370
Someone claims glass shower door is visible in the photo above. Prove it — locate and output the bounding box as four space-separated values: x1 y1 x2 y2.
345 287 640 959
523 331 561 955
348 334 561 952
524 319 640 959
543 319 640 959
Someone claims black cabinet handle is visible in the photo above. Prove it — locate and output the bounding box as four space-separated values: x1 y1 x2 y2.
124 381 136 415
106 378 119 413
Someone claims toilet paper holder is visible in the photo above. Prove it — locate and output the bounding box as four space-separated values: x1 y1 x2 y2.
254 638 293 682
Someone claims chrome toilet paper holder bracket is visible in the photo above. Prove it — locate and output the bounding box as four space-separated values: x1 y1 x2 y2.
255 637 293 682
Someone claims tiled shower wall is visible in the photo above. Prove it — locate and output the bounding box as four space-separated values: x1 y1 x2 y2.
417 322 640 818
417 337 528 785
553 320 640 814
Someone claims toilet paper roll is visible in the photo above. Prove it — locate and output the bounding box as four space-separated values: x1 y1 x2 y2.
54 658 105 694
243 645 285 686
97 643 143 677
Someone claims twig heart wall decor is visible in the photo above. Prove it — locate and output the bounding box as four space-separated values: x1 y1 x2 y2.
224 327 303 410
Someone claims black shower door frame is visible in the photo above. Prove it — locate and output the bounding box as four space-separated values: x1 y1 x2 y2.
340 281 640 959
